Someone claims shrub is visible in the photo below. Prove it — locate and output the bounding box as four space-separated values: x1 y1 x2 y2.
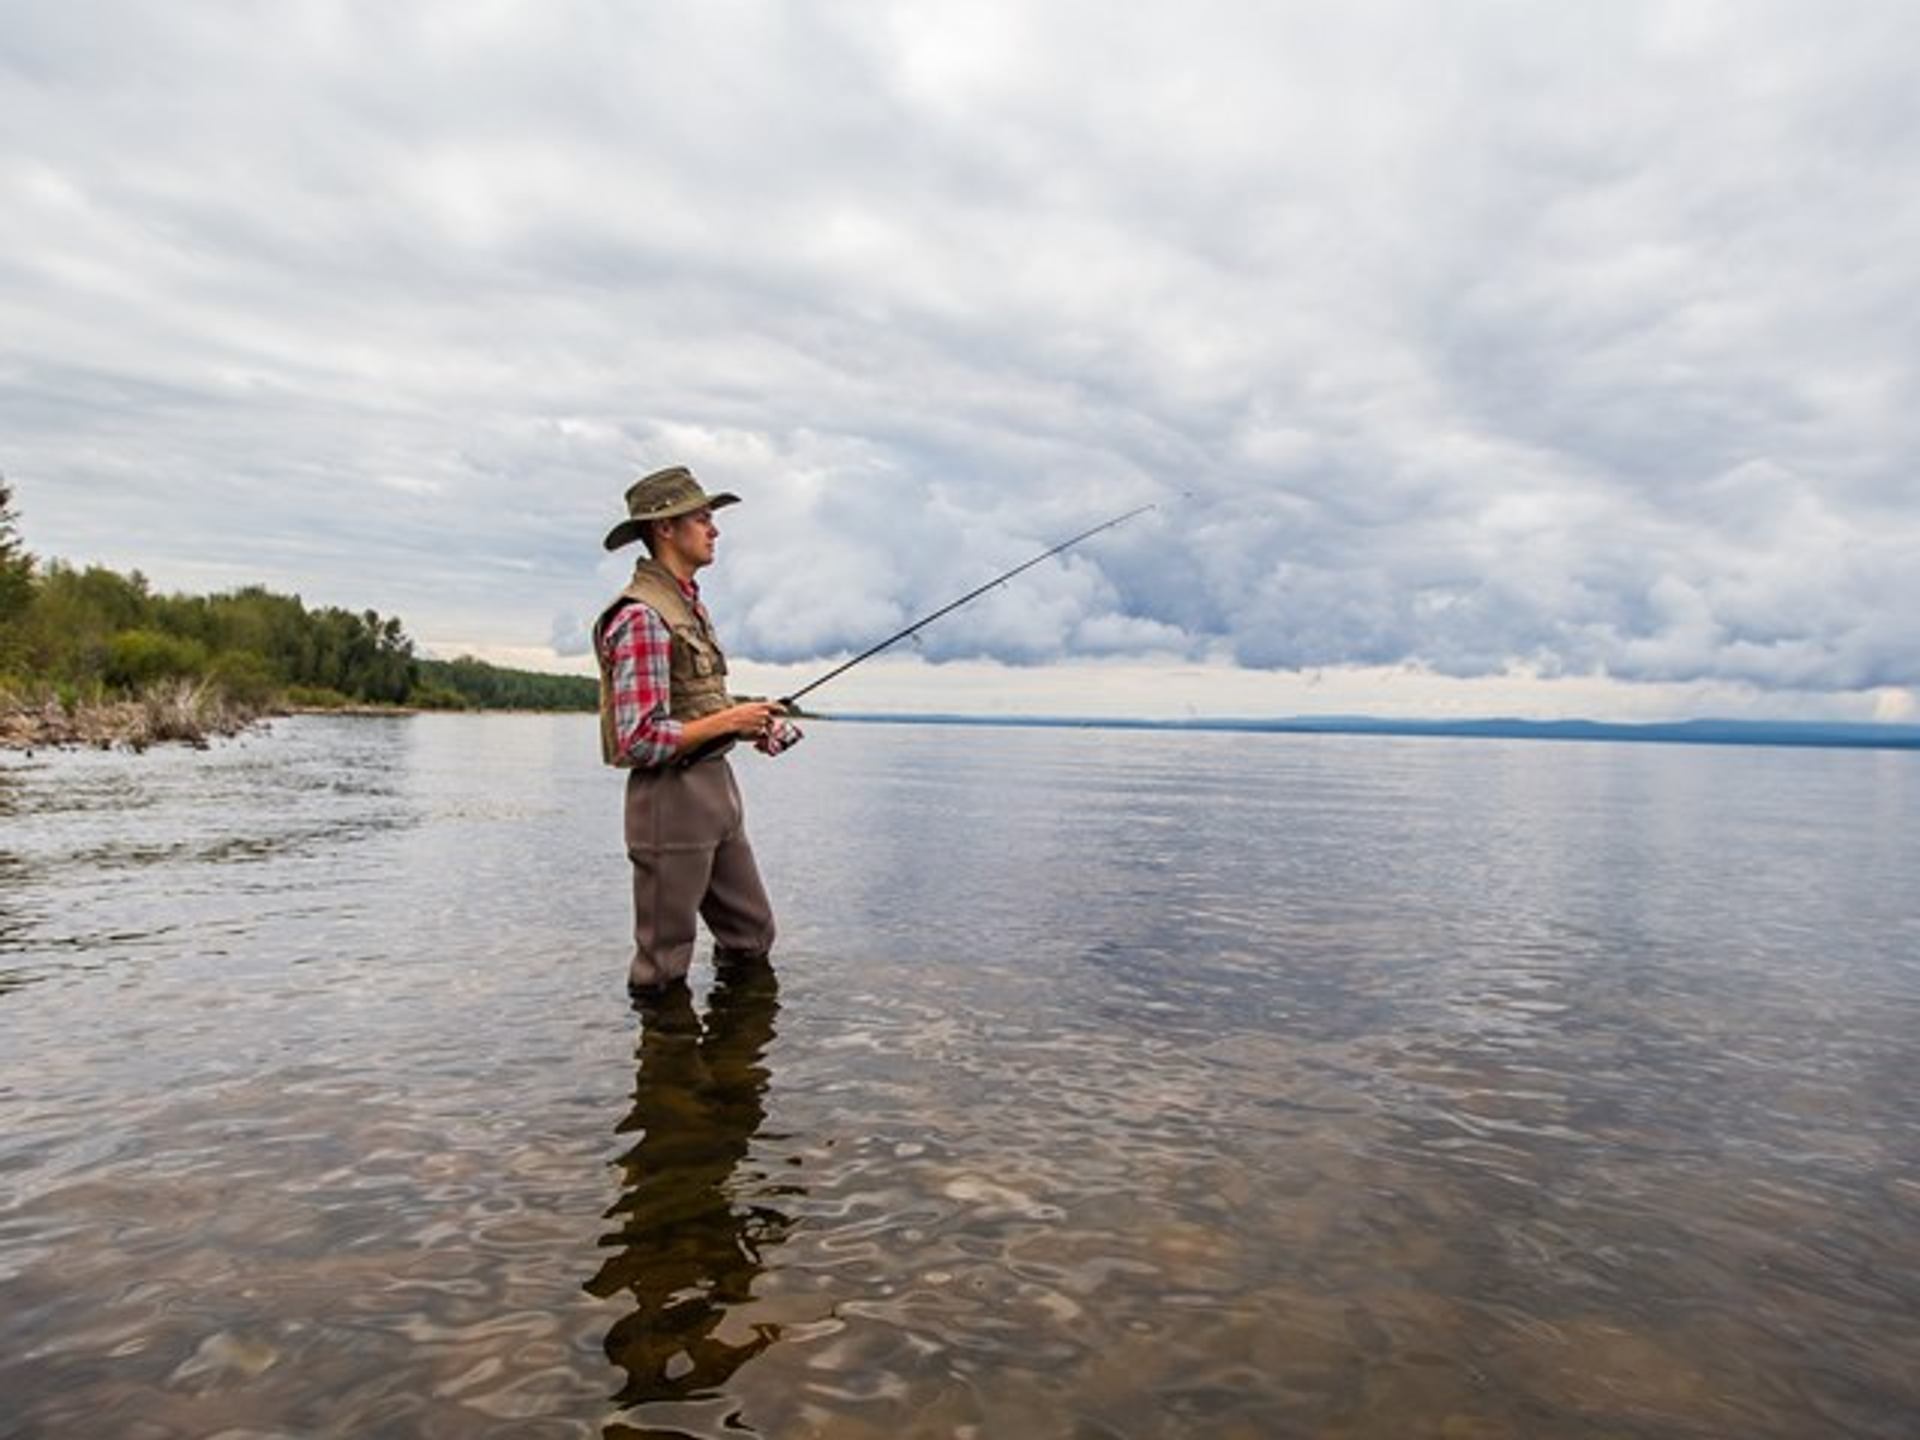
282 685 353 709
103 629 208 690
206 650 280 710
410 683 471 711
141 678 215 744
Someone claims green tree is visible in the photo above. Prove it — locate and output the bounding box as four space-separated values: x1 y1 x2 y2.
0 472 34 631
417 656 598 710
16 563 152 683
1 522 589 718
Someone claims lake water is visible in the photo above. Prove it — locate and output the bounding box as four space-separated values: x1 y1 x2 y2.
2 714 1917 1439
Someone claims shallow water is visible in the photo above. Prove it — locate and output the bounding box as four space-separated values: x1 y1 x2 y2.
2 714 1917 1438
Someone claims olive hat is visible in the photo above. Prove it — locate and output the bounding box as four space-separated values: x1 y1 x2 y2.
602 465 740 551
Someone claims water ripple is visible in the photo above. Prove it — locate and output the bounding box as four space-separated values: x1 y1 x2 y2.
3 719 1917 1437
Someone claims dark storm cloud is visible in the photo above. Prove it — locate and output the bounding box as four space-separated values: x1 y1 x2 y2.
2 0 1915 697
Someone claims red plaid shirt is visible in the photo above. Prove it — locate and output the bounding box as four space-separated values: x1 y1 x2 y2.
600 599 684 768
598 577 799 767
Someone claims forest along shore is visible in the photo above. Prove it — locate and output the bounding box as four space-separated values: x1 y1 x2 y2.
1 478 598 756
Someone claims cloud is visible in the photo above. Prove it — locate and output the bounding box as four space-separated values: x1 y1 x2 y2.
2 0 1916 707
548 610 591 659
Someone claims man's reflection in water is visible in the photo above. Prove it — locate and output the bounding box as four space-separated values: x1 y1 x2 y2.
586 955 795 1414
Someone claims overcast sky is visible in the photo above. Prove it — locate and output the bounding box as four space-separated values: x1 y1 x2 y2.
4 1 1916 720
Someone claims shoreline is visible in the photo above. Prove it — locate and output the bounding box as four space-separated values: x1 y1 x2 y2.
0 700 607 752
1 691 264 754
283 703 418 717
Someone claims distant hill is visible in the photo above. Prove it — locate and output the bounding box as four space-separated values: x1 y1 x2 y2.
822 712 1920 752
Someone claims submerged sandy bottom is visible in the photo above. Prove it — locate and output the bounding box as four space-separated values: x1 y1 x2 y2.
3 715 1916 1437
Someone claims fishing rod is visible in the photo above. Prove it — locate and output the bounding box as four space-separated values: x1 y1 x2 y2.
779 501 1157 710
675 501 1155 766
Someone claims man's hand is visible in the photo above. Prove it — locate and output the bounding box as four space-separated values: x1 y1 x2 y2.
673 700 779 757
720 701 781 737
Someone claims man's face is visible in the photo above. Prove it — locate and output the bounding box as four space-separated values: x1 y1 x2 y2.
657 507 718 569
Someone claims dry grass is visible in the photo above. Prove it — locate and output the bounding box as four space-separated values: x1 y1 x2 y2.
1 680 263 752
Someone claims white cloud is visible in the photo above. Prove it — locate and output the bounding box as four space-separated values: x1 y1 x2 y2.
547 610 590 658
3 0 1917 717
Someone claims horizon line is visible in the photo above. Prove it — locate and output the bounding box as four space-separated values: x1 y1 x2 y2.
808 711 1920 752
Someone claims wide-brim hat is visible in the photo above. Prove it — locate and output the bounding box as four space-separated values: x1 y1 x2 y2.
603 465 740 551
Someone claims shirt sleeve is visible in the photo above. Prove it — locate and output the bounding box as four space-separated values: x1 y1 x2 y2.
599 602 683 767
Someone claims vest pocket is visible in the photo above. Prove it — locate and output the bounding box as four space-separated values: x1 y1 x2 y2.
675 628 725 678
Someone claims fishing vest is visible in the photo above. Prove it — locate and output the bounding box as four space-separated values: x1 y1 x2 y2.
595 559 733 767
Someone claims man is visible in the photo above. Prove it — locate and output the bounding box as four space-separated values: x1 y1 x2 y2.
595 465 800 999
